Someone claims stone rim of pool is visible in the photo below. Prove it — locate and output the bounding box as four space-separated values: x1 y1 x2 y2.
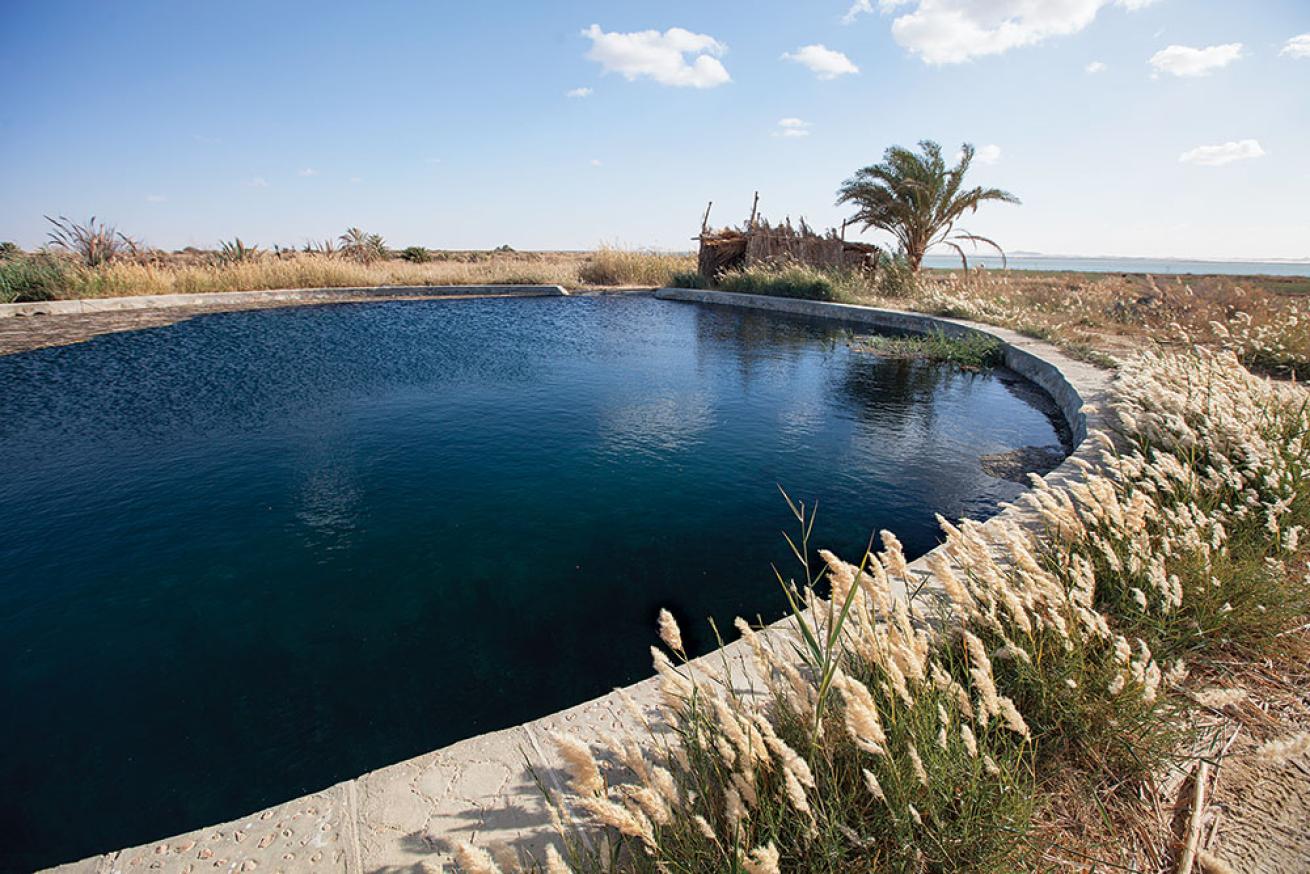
41 288 1109 874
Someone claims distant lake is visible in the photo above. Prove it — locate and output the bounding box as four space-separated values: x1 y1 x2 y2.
922 254 1310 277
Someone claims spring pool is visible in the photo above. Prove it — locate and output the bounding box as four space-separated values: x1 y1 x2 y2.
0 294 1069 869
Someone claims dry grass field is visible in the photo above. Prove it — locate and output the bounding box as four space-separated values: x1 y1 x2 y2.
898 268 1310 376
0 245 694 303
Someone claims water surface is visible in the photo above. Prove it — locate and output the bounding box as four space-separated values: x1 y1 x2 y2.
0 295 1068 870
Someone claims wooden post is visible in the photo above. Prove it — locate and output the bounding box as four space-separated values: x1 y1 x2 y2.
747 191 759 229
700 201 713 235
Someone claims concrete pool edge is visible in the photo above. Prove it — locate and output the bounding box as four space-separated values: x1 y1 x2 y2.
47 290 1112 874
0 284 570 319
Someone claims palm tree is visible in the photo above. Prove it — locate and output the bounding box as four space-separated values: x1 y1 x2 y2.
836 141 1020 272
338 227 388 264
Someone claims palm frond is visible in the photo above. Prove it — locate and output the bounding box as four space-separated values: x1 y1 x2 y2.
835 141 1020 272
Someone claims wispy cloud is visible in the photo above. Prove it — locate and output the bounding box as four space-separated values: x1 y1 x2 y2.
145 194 168 203
298 167 318 177
954 144 1002 164
842 1 874 25
1085 60 1107 73
566 86 593 98
581 24 730 88
191 133 222 145
590 158 603 167
246 176 269 188
872 0 1158 65
843 0 910 25
781 44 859 79
1149 43 1243 77
1281 34 1310 59
1179 139 1265 167
773 118 812 138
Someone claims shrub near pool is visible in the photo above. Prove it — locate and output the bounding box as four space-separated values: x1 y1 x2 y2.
717 263 845 302
852 329 1005 369
0 254 66 302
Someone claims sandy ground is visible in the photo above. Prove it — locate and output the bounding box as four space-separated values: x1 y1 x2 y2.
1186 642 1310 873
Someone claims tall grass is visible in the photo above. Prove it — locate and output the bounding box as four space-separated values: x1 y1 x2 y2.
577 246 694 287
0 248 701 301
454 345 1310 873
0 255 66 303
19 253 578 299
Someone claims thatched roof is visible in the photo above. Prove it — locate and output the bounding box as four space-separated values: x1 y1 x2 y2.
695 198 880 279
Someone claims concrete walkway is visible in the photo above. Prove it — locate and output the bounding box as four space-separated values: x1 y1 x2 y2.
0 286 568 356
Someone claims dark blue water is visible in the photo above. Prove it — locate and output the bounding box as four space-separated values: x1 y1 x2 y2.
0 295 1067 870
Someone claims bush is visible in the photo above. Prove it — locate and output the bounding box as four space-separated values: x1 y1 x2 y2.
853 329 1005 369
216 238 261 265
0 255 67 303
399 246 431 264
717 263 843 302
667 270 708 289
1079 348 1310 657
45 215 135 267
0 242 21 261
338 227 388 264
529 507 1040 874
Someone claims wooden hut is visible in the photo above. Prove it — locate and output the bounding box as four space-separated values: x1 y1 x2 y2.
695 195 881 280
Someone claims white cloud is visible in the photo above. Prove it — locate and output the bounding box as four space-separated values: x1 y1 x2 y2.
773 118 812 138
1281 34 1310 59
844 0 911 24
878 0 1158 65
781 44 859 79
1086 60 1107 73
1149 43 1243 77
566 87 594 98
842 1 875 24
298 167 318 177
1179 139 1265 167
349 176 362 184
843 1 873 24
581 24 730 88
590 158 603 167
954 144 1001 164
145 194 168 203
246 177 269 188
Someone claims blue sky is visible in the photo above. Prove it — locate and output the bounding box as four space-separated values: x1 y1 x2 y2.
2 0 1307 259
